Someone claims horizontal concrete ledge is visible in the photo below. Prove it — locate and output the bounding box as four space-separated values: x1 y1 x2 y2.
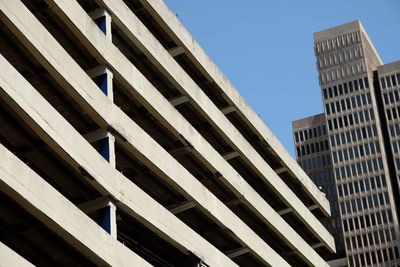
0 51 236 267
78 196 115 214
137 0 331 216
167 46 185 57
8 0 324 264
0 242 34 267
222 151 240 161
33 1 332 262
93 0 333 254
225 247 250 259
51 0 332 261
1 0 286 259
167 200 196 215
169 95 190 106
0 144 151 267
0 0 332 264
220 106 236 115
87 0 333 253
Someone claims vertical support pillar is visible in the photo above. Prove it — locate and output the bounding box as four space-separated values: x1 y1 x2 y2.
85 9 117 237
83 132 116 237
98 201 117 239
86 66 115 168
78 197 117 239
87 66 114 102
89 8 112 41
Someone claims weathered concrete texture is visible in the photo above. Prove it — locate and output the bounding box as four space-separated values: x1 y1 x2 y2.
137 0 331 216
0 242 34 267
314 20 362 42
0 0 336 265
0 1 288 265
41 0 333 262
0 143 151 267
0 52 236 267
377 60 400 74
43 0 334 255
292 113 326 130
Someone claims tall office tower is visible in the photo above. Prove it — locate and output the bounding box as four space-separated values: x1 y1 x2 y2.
377 61 400 193
293 114 347 267
293 21 400 267
0 0 335 266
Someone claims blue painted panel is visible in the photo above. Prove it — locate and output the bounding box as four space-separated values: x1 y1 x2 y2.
99 137 110 162
94 15 107 34
98 206 111 234
93 73 108 96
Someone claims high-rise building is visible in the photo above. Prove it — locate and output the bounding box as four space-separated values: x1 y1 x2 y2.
0 0 335 266
293 21 400 267
293 114 347 267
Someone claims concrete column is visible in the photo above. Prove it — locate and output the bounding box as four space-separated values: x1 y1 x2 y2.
89 8 112 41
86 66 116 237
86 11 116 237
78 197 117 239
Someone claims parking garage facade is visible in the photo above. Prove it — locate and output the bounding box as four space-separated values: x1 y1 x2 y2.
0 0 334 266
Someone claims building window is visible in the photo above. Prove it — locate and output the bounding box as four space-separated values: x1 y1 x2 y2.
354 79 359 90
349 81 354 92
392 75 397 86
344 82 348 93
386 76 392 88
381 77 386 89
364 77 369 88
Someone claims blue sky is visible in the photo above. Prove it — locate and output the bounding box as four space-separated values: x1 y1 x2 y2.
164 0 400 157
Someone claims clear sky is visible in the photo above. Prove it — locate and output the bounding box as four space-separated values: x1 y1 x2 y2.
164 0 400 157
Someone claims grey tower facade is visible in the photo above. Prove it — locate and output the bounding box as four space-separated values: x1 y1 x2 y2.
293 114 346 266
293 21 400 267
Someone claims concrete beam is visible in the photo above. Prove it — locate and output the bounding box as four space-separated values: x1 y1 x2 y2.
168 200 196 215
167 145 192 155
169 95 190 106
225 247 250 259
7 2 289 265
87 0 334 254
0 53 236 267
311 242 325 249
278 207 292 216
0 0 288 266
78 196 114 213
0 242 34 267
275 167 289 175
0 144 150 267
12 0 334 264
167 46 185 57
137 0 331 218
220 106 236 115
222 151 240 161
278 204 321 216
84 128 110 143
308 204 319 211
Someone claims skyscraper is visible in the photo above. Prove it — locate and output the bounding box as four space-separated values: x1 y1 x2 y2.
293 21 400 266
